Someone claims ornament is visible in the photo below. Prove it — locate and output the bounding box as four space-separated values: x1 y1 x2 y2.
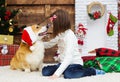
18 9 23 13
9 26 14 32
94 11 101 19
4 15 9 20
4 37 8 41
89 11 101 20
1 45 8 55
78 39 84 45
1 5 4 7
9 19 13 25
76 23 87 46
106 13 118 36
1 23 4 27
87 1 105 20
5 10 11 17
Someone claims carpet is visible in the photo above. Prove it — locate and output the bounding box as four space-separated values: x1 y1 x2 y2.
0 64 120 82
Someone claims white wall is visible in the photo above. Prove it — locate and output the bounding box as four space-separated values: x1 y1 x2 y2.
75 0 118 56
86 10 106 51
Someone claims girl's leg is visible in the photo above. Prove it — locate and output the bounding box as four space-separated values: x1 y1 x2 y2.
63 64 96 79
42 63 60 76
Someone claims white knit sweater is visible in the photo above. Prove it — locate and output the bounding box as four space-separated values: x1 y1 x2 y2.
44 29 83 77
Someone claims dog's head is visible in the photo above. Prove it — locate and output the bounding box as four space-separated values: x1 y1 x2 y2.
21 24 51 47
31 24 51 40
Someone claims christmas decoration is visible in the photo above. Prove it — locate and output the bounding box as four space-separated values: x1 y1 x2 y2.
106 13 118 36
0 35 13 44
87 1 105 20
88 11 101 20
0 0 23 35
22 26 37 51
0 44 19 66
75 23 87 45
84 57 120 73
1 45 8 55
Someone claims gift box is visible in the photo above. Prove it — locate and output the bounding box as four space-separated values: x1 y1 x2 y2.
96 57 120 72
82 56 96 62
84 57 120 73
0 44 19 66
0 55 14 66
0 35 14 45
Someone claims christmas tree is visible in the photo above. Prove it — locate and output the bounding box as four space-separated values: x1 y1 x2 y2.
0 0 24 35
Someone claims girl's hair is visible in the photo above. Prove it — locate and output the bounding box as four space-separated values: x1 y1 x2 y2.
50 9 71 37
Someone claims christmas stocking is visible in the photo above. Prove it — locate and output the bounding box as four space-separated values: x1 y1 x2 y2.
106 13 118 36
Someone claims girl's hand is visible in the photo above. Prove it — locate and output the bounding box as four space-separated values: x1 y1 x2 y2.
49 74 59 79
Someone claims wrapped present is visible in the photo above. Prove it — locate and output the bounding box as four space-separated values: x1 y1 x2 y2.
95 47 120 57
0 44 19 66
0 35 14 45
84 57 120 73
84 60 101 69
96 57 120 72
82 56 96 62
0 55 14 66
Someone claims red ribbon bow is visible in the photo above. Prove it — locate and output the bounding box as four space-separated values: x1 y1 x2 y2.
50 15 57 22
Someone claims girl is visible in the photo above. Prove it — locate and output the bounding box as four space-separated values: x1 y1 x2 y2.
42 9 105 79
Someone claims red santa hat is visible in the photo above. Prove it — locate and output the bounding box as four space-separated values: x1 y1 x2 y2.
22 26 37 51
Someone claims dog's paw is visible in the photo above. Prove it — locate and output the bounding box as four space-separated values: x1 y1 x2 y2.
25 69 31 73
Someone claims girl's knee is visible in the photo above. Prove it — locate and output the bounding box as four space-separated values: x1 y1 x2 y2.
42 65 58 76
64 74 72 79
64 70 73 79
63 69 84 79
42 67 50 76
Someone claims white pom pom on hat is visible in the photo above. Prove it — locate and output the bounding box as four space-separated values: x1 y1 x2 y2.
30 46 35 51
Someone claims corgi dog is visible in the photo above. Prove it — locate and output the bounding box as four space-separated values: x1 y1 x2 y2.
10 24 50 72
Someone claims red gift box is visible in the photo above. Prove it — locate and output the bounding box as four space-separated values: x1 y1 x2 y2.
0 55 14 66
82 56 96 62
0 44 19 66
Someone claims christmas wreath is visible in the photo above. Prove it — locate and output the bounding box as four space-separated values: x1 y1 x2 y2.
87 2 105 20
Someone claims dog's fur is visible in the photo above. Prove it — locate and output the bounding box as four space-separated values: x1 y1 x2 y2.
10 24 48 72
